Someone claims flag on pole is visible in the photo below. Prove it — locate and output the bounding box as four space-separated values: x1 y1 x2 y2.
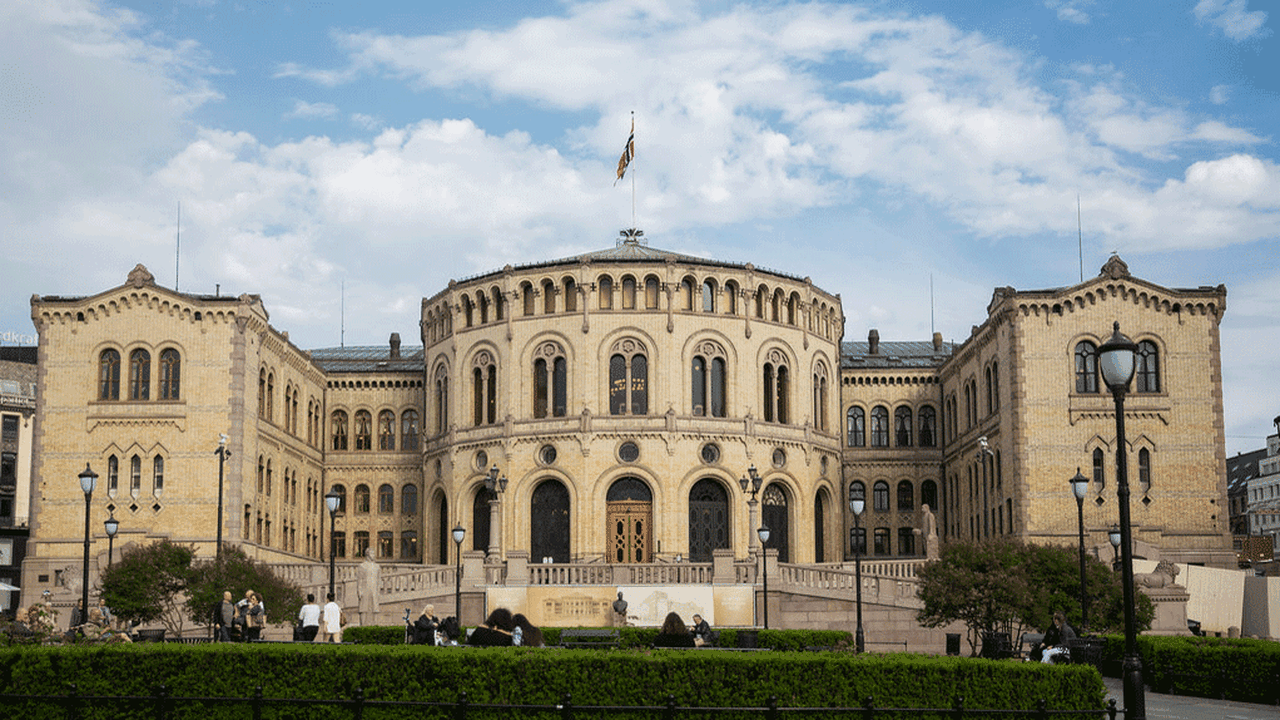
614 117 634 184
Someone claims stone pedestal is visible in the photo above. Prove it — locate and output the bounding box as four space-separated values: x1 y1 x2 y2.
1140 584 1190 635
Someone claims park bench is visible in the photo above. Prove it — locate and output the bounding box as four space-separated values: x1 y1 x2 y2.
1065 637 1104 669
558 628 619 648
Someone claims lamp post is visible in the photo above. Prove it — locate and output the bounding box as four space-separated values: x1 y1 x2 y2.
215 434 231 560
452 525 466 622
1109 525 1122 572
757 526 771 629
1099 321 1145 720
104 513 119 570
1070 469 1089 632
325 490 341 597
849 495 866 653
738 465 764 556
78 463 98 625
483 464 508 560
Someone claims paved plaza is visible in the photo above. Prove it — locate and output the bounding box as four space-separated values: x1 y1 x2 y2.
1101 677 1280 720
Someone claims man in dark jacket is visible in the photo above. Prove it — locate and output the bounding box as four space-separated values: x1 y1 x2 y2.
217 591 236 642
1035 611 1076 663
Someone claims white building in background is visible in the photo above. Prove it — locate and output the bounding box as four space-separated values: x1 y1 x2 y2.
1247 428 1280 553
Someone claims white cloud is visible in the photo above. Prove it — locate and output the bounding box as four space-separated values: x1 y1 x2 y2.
1209 84 1231 104
350 113 381 130
1194 0 1270 41
1045 0 1095 24
283 100 339 121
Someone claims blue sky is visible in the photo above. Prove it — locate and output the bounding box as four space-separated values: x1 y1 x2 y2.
1 0 1277 453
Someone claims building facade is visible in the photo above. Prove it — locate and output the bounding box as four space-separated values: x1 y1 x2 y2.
1 346 36 617
19 242 1237 613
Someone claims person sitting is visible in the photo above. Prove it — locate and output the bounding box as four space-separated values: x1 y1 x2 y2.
468 607 515 646
1032 611 1076 664
690 614 712 647
412 604 440 645
512 613 544 647
653 612 696 648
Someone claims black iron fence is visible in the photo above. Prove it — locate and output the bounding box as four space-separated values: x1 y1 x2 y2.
1 686 1124 720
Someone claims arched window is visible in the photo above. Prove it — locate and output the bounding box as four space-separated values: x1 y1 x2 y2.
762 350 790 424
354 410 372 450
533 341 568 418
921 480 938 510
159 348 180 400
477 290 489 324
152 456 164 498
1092 448 1105 492
870 406 889 447
106 455 119 497
771 289 783 322
1136 341 1160 393
621 276 636 309
897 527 915 556
702 280 716 312
378 410 396 450
462 295 474 327
847 406 865 447
492 287 504 321
563 278 577 312
897 480 914 511
522 282 535 316
680 277 694 310
691 341 727 417
266 372 274 420
724 280 738 314
1138 448 1152 494
434 366 449 434
873 481 890 512
787 293 798 325
644 276 659 309
812 363 829 431
598 276 613 309
609 339 648 415
258 368 267 417
472 351 497 425
755 285 766 318
894 406 913 447
354 484 371 514
989 361 1000 412
1075 341 1099 394
331 410 349 451
400 531 419 560
542 279 556 314
402 484 418 515
130 455 142 498
378 484 395 514
401 410 419 451
873 527 891 556
99 349 120 400
918 405 937 447
330 484 347 513
129 348 150 400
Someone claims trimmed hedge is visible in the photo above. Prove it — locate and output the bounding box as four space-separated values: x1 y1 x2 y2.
0 644 1105 719
347 624 852 650
1092 633 1280 704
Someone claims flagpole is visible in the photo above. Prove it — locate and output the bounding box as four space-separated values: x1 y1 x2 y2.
631 111 637 231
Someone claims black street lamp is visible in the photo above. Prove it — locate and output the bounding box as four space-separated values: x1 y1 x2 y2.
1069 469 1089 632
1099 321 1145 720
483 465 508 559
215 434 231 560
452 525 466 622
78 463 98 626
325 490 341 597
757 526 771 629
739 465 764 556
849 494 866 653
104 513 119 570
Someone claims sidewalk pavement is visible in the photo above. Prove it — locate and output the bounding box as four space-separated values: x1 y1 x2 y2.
1101 676 1280 719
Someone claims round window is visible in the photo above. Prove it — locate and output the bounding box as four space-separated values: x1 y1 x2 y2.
540 444 558 466
700 442 720 465
475 450 488 471
772 448 786 468
619 441 640 463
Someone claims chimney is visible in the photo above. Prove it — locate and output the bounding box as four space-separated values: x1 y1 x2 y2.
389 333 401 359
868 329 880 355
933 332 943 352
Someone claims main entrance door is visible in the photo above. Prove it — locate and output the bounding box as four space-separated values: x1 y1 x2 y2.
607 477 652 563
688 478 729 562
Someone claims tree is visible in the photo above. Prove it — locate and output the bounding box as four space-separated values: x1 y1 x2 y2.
99 540 195 636
916 538 1155 656
185 544 304 632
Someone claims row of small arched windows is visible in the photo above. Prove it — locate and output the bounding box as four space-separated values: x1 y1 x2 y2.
330 409 421 452
846 405 937 448
848 479 939 513
327 483 419 516
98 348 180 401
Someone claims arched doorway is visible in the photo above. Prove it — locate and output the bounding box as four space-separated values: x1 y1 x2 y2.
814 488 829 563
471 490 490 553
688 479 729 561
761 483 790 562
531 479 570 563
607 477 652 563
436 492 449 563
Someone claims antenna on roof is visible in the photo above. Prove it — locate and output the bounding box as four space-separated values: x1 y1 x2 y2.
175 201 181 291
341 280 345 348
930 274 935 337
1077 194 1083 284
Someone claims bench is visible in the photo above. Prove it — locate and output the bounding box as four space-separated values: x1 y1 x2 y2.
558 628 619 649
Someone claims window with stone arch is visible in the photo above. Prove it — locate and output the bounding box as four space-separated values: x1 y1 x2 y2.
847 406 866 447
1075 340 1099 394
1092 447 1106 492
754 284 767 318
787 292 799 325
701 279 716 312
472 350 498 425
492 286 504 321
562 277 577 312
542 279 556 314
1138 447 1153 495
99 349 121 400
378 483 395 514
462 295 474 327
354 484 371 514
870 406 889 447
680 276 695 311
918 405 937 447
129 348 150 400
401 410 420 451
1136 340 1160 393
894 406 913 447
598 275 613 309
331 410 349 451
771 289 783 322
521 282 535 316
644 275 660 309
724 280 738 315
433 364 449 434
477 290 489 324
402 484 418 515
812 361 829 431
762 348 790 424
691 340 727 417
621 275 637 309
609 338 649 415
378 410 396 450
354 410 372 450
159 348 180 400
873 480 890 512
897 480 914 511
533 340 568 418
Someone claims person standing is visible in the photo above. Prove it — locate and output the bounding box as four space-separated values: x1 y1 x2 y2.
245 592 265 642
217 591 236 642
322 592 344 643
298 593 321 642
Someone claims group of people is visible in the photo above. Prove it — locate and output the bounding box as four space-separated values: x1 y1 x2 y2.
214 590 345 642
653 612 713 648
465 607 545 647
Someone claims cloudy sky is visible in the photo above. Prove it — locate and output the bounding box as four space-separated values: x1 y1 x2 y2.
2 0 1277 453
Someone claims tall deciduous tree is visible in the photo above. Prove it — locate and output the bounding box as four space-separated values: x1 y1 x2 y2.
99 540 196 636
185 544 304 631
